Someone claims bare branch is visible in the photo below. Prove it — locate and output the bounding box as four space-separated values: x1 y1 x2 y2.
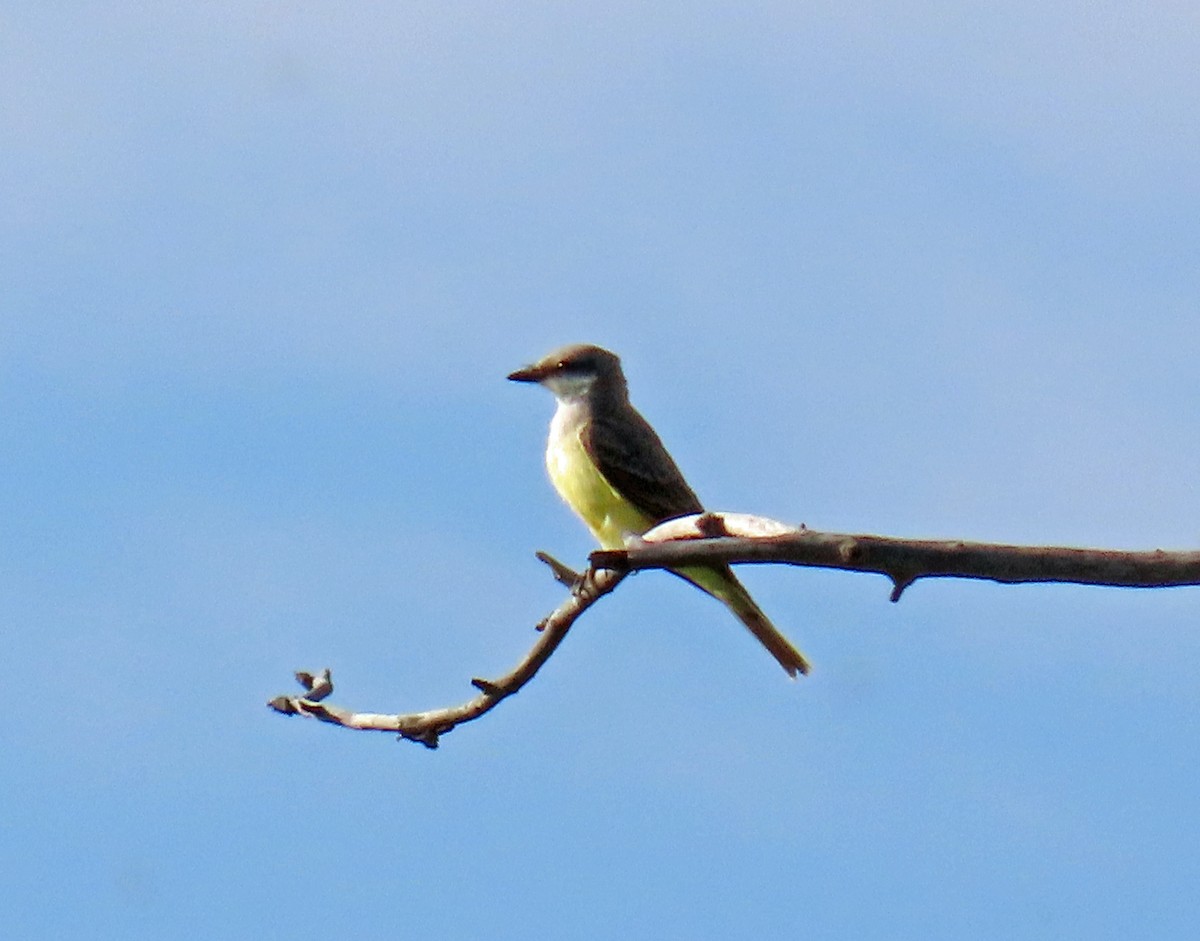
270 511 1199 747
592 513 1200 600
268 561 624 748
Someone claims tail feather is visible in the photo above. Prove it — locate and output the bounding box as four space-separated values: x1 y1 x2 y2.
674 564 811 677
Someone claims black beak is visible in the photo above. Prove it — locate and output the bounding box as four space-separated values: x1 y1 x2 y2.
507 364 545 383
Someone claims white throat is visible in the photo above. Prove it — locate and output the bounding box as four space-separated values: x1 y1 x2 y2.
543 372 597 404
547 395 589 453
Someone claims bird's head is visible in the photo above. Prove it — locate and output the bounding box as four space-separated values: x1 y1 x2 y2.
508 344 627 402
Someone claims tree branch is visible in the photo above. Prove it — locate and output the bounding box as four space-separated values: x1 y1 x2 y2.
269 512 1199 747
592 513 1200 602
267 557 624 748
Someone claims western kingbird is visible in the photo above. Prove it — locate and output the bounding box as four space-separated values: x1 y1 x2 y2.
509 343 810 677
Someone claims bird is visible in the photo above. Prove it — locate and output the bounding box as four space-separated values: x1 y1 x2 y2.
508 343 810 677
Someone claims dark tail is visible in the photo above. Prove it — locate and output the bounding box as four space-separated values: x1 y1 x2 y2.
675 564 811 677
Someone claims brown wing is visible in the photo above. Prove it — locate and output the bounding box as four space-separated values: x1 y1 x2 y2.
582 409 704 524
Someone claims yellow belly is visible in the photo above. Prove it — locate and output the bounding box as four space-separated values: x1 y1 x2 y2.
546 426 653 549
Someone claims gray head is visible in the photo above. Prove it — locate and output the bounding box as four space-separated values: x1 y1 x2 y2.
507 344 628 403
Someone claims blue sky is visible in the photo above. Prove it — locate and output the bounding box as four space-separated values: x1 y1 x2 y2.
3 3 1199 938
